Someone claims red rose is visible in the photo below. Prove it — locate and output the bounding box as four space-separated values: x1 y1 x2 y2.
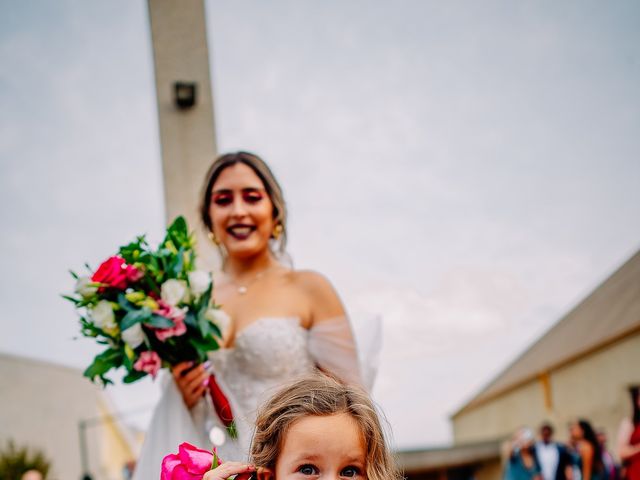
91 256 129 290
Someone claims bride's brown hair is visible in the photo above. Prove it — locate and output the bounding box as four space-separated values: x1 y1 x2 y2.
199 151 288 255
250 374 402 480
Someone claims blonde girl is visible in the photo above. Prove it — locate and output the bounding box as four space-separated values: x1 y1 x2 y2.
204 374 401 480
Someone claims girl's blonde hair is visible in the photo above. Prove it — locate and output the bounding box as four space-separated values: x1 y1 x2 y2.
250 374 402 480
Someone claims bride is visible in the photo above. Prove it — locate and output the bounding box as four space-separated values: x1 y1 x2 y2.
132 152 366 479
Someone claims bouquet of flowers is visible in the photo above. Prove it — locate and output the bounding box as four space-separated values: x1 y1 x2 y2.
64 217 234 432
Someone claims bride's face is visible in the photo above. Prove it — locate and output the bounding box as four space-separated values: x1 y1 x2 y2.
209 162 276 259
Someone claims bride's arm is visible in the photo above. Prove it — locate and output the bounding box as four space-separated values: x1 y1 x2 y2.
296 271 363 386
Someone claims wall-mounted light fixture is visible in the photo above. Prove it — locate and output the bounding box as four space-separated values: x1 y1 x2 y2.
174 82 197 109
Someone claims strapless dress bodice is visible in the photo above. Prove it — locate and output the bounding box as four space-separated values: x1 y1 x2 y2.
206 317 316 453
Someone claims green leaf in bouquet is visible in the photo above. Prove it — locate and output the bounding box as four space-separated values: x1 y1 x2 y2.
69 269 79 279
123 369 147 384
167 246 185 278
209 321 222 339
76 297 98 309
80 317 103 338
118 235 149 263
123 344 136 370
193 281 214 312
120 308 152 331
164 240 179 255
197 311 222 339
184 311 198 328
139 270 161 296
61 294 80 305
163 217 196 257
147 313 175 329
117 293 136 312
83 348 123 383
166 216 188 240
189 334 219 353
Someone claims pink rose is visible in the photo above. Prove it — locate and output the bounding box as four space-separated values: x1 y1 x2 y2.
161 443 254 480
154 300 187 341
161 443 214 480
91 256 129 290
133 351 161 378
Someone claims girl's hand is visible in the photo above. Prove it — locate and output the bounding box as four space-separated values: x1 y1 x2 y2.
172 361 209 409
203 462 255 480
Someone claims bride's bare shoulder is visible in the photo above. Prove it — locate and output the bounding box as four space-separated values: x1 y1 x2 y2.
290 269 333 291
290 270 344 320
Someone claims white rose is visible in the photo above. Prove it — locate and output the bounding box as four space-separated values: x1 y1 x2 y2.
91 300 116 330
188 271 211 297
121 323 145 349
205 308 230 337
74 276 97 298
161 279 188 306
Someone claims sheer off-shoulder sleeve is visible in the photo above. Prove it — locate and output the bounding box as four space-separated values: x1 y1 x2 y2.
308 316 364 388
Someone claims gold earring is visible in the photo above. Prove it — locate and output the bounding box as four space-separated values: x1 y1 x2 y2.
272 224 283 240
208 231 220 245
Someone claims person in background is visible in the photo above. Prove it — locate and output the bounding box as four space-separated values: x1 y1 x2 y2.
596 429 617 480
504 427 542 480
569 419 605 480
617 386 640 480
535 422 574 480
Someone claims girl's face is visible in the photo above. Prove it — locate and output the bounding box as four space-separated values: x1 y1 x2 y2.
209 163 276 260
271 413 366 480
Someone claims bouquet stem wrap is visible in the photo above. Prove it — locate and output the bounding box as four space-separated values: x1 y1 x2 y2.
208 374 237 437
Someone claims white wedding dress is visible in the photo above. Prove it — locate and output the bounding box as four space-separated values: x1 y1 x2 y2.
132 315 378 480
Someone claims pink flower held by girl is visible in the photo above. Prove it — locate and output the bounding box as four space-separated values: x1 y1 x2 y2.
161 443 254 480
161 442 214 480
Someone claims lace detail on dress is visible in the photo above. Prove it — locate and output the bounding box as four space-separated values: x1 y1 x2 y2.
207 317 316 456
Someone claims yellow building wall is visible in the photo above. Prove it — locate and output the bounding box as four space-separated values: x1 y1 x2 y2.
0 354 136 480
453 332 640 451
0 354 102 480
96 401 136 480
453 379 547 443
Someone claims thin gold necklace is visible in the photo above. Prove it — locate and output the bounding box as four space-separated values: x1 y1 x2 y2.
225 264 280 295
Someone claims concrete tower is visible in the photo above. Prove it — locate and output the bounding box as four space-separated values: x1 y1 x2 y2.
147 0 218 268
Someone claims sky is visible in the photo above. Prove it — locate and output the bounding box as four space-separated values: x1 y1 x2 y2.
1 0 640 449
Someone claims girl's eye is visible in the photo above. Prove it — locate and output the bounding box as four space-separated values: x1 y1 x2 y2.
212 194 232 206
341 466 361 478
298 464 318 476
